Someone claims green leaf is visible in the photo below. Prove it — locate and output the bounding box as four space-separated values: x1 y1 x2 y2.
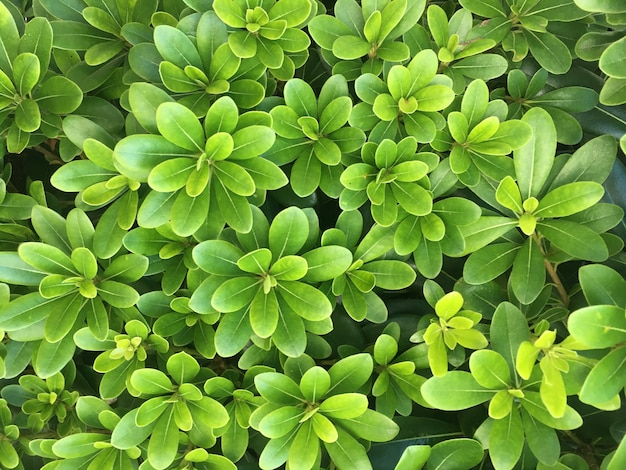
578 346 626 407
130 368 174 395
435 291 463 320
490 302 530 378
102 254 148 283
214 179 253 233
327 353 373 395
15 98 41 132
574 0 626 13
215 161 255 196
148 158 195 193
464 243 519 285
82 7 121 36
413 237 443 279
530 86 598 113
71 247 98 279
312 412 338 443
269 0 312 27
204 132 234 163
520 392 582 430
214 310 254 357
607 438 626 470
114 135 187 182
332 35 371 60
535 182 604 218
212 276 259 312
255 372 305 405
320 96 352 135
600 36 626 78
548 135 617 189
167 351 200 385
258 406 304 438
427 438 484 470
250 288 279 338
270 256 307 281
374 334 398 366
278 281 331 321
230 125 276 160
239 157 288 191
159 61 199 93
41 292 83 342
301 246 352 282
458 0 506 17
334 409 399 441
0 1 19 74
13 53 40 96
154 25 202 69
453 54 508 80
33 334 76 378
427 5 449 49
136 396 170 427
391 181 432 216
238 248 273 275
97 280 139 308
156 102 205 152
0 252 46 286
390 161 429 182
460 217 518 253
470 350 511 389
324 428 372 470
510 237 545 305
514 107 556 199
274 300 307 357
395 445 431 470
537 220 608 261
414 85 455 112
193 240 244 276
422 371 495 410
525 31 571 74
51 20 113 51
148 408 179 469
362 260 416 289
521 407 560 466
568 305 626 348
52 433 108 458
579 264 626 307
318 393 368 419
490 407 524 470
110 409 155 449
269 207 309 259
495 176 523 213
284 78 317 117
300 366 331 403
18 242 76 276
51 161 114 193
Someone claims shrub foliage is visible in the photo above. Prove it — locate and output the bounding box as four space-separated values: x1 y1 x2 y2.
0 0 626 469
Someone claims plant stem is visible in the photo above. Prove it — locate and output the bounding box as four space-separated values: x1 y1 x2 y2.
564 430 599 470
543 259 570 308
532 234 570 307
33 144 62 164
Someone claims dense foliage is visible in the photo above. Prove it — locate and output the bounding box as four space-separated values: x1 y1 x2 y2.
0 0 625 469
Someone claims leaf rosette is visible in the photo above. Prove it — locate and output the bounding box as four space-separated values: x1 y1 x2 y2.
114 97 285 237
192 206 352 358
350 50 455 143
250 355 399 470
266 76 365 198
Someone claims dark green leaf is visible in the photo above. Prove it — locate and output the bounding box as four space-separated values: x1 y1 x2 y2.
568 304 626 348
490 407 524 470
510 238 545 305
427 438 484 470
